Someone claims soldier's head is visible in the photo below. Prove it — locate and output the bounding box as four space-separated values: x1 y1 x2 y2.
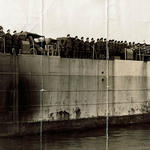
13 30 17 34
7 29 10 33
67 34 70 38
20 31 23 33
81 37 84 41
97 38 99 42
86 38 89 42
91 38 94 41
75 36 78 39
100 38 103 41
104 38 106 42
0 26 3 31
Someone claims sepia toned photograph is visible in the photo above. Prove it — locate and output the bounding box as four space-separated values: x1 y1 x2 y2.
0 0 150 149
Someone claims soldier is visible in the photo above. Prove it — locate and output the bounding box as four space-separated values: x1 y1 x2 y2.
85 38 90 58
79 37 85 58
132 42 136 60
12 30 19 55
59 38 66 57
18 31 26 51
39 37 46 55
121 41 128 59
119 41 124 59
0 26 5 53
90 38 95 59
73 36 79 58
108 40 113 59
135 43 141 60
114 40 118 56
111 40 116 59
99 38 104 59
65 34 72 58
102 38 107 59
117 41 121 57
5 29 13 54
95 38 100 59
128 42 132 48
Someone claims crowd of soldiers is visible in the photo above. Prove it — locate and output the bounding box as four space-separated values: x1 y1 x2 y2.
0 26 23 55
59 34 143 60
0 26 48 55
0 25 150 60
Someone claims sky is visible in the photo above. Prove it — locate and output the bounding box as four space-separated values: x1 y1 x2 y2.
0 0 150 43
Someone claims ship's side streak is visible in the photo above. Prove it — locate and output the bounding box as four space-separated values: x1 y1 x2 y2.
0 54 150 136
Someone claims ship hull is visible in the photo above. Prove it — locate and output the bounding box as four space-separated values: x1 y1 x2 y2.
0 54 150 136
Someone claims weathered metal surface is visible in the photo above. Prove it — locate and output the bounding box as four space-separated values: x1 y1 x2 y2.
0 54 150 136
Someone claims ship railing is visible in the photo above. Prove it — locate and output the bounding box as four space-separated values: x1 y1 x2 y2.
134 48 150 61
124 48 134 60
45 44 60 56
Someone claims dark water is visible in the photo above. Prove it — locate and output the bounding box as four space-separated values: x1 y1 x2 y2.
1 124 150 150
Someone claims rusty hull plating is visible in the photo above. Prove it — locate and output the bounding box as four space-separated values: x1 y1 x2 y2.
0 54 150 136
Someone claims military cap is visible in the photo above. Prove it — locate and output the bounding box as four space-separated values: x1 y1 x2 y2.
81 37 84 40
7 29 10 32
13 30 17 33
86 37 89 40
100 38 103 40
104 38 106 41
67 34 70 37
97 38 99 41
75 36 78 39
91 38 94 40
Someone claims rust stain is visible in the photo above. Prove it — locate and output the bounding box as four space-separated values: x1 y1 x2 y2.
56 111 70 120
75 107 81 119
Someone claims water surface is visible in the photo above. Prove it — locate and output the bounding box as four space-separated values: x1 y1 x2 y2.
0 124 150 150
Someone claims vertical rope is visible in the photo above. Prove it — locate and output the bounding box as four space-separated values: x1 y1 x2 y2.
106 0 109 150
40 1 44 150
40 90 43 150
